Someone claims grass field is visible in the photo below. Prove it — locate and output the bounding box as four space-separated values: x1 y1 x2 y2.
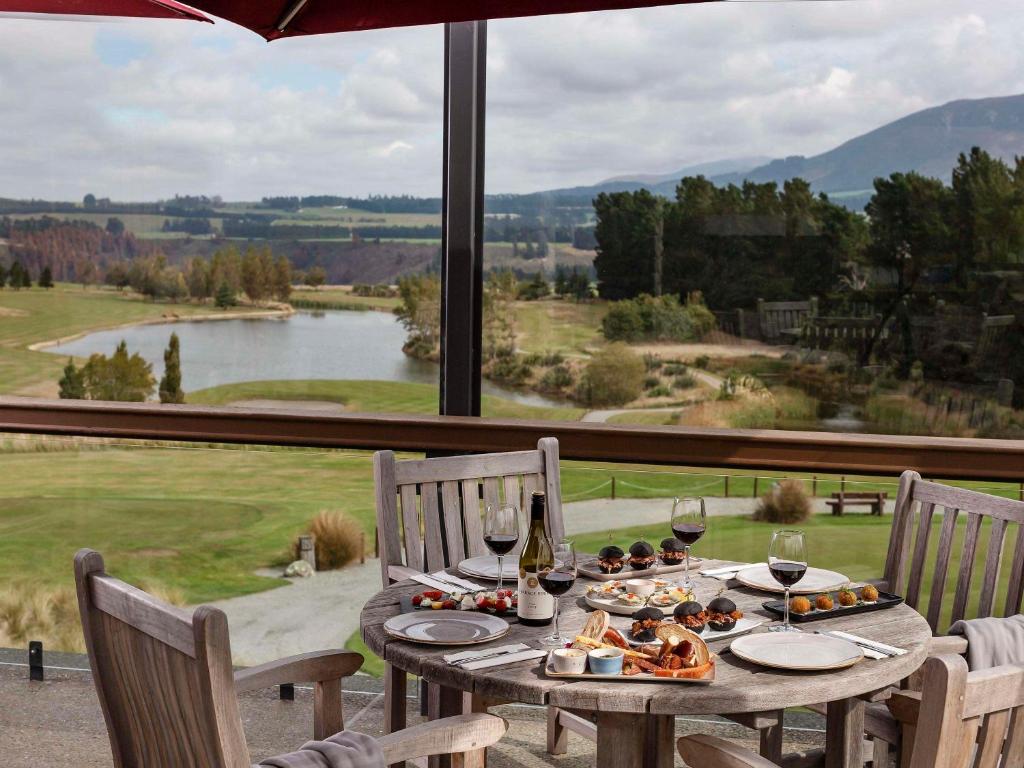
0 285 257 396
514 299 606 355
290 287 402 312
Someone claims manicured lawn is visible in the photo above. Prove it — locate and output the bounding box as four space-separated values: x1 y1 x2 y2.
0 285 259 395
514 299 606 355
188 379 585 422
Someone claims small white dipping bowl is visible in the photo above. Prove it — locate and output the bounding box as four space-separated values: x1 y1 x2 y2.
625 578 656 597
551 647 588 674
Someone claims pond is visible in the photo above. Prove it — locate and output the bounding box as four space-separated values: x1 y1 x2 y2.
45 309 562 408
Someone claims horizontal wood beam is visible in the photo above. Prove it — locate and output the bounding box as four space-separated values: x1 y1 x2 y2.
2 397 1024 481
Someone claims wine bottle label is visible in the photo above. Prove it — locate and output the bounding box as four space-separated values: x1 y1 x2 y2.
517 570 554 620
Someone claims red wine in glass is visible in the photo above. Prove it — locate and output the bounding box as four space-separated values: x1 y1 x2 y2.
768 561 807 587
672 523 706 546
483 534 518 556
538 540 577 647
538 570 575 596
670 497 706 591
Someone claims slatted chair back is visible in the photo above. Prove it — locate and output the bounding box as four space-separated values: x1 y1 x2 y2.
906 654 1024 768
74 549 250 768
374 437 563 584
883 470 1024 633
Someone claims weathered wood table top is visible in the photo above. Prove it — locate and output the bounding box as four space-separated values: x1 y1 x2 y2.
360 558 932 717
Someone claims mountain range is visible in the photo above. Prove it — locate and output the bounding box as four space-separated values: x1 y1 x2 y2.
543 92 1024 209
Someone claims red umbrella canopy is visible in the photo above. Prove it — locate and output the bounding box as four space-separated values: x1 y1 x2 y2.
187 0 717 40
0 0 211 21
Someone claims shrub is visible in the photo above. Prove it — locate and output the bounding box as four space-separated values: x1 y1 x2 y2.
643 354 663 372
540 351 565 366
673 373 697 389
602 300 644 341
648 385 672 398
578 343 645 406
489 355 533 386
643 376 661 390
298 511 365 570
601 293 716 343
753 479 813 524
539 363 574 391
692 355 711 369
662 362 686 375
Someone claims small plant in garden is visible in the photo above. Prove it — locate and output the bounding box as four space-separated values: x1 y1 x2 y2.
539 363 574 391
673 372 697 389
578 343 645 406
753 479 813 524
647 385 672 398
693 355 711 369
643 376 661 390
297 511 365 570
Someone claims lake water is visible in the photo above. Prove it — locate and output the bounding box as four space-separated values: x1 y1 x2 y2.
45 309 561 407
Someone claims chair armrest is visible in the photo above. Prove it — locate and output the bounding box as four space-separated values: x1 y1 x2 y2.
377 714 507 764
928 635 968 656
677 735 779 768
234 650 363 693
388 564 422 583
886 690 923 726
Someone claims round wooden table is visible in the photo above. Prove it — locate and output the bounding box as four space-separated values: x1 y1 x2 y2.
361 561 932 768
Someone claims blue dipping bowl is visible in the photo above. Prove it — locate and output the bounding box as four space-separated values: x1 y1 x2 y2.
588 648 624 675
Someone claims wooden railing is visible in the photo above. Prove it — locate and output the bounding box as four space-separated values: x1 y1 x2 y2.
2 396 1024 481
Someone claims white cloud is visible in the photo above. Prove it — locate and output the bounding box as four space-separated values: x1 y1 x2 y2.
0 0 1022 199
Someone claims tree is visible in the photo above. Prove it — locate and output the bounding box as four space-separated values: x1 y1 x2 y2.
215 281 237 308
58 358 86 399
159 333 185 404
105 262 131 290
241 246 274 302
483 270 518 360
105 217 125 236
81 340 155 402
38 265 54 289
185 258 212 299
210 245 242 296
8 261 25 290
593 189 662 299
518 271 549 300
306 265 327 290
0 263 7 289
272 255 292 301
395 274 441 358
83 193 97 209
578 343 645 406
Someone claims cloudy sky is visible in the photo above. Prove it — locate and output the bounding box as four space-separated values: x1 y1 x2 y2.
1 0 1023 201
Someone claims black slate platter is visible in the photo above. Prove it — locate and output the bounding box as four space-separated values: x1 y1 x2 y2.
762 589 903 623
400 594 520 624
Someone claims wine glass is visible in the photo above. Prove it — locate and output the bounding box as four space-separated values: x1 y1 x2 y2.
670 496 706 591
483 503 519 594
537 539 577 647
768 529 807 633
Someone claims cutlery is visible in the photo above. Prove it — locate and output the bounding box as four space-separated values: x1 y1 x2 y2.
817 630 902 657
700 562 765 578
410 573 463 593
445 644 530 666
430 571 485 591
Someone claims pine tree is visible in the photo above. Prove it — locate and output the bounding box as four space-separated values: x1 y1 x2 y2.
215 282 236 309
39 266 54 289
58 358 86 399
8 261 23 291
0 263 7 289
159 333 185 404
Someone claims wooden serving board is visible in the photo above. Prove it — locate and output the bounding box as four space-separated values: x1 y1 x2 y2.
543 656 715 684
578 556 703 582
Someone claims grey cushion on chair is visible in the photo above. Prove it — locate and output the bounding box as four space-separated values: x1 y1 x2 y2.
260 731 385 768
948 614 1024 670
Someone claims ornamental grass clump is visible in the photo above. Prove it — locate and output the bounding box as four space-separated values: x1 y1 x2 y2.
298 510 364 570
753 479 813 524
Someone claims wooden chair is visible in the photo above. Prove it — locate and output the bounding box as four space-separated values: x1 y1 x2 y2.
373 437 576 754
676 654 1024 768
808 470 1024 765
74 549 507 768
888 655 1024 768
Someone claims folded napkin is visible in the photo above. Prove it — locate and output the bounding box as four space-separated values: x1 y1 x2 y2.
948 614 1024 670
430 570 485 591
260 730 384 768
444 643 546 670
700 562 766 580
825 630 907 660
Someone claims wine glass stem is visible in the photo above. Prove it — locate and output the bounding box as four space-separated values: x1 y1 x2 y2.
783 587 790 630
496 555 503 594
553 597 560 639
683 545 691 589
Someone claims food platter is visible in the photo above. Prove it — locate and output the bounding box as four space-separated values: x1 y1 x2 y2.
578 557 703 582
457 555 518 581
762 588 903 623
729 632 863 671
625 617 764 645
383 610 510 646
733 565 849 595
543 654 715 684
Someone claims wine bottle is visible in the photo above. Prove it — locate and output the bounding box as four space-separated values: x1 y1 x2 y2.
517 491 554 626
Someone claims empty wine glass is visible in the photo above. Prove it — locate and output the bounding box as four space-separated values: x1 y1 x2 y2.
537 539 577 647
768 529 807 633
670 496 706 591
483 503 519 594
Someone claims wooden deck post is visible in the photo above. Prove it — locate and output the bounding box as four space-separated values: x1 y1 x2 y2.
298 535 316 570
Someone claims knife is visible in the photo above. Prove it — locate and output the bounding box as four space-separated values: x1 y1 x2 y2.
818 630 900 656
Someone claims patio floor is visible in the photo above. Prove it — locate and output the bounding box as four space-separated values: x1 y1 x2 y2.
0 648 827 767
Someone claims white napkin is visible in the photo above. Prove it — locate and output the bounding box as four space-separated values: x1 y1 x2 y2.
825 630 907 659
430 571 485 592
700 562 766 580
443 643 546 670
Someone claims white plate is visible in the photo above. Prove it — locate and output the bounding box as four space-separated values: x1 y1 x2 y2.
585 592 682 616
734 565 850 595
383 610 511 646
625 617 765 645
458 556 519 580
729 632 863 671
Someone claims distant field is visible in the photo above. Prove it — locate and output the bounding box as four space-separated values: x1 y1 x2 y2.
273 206 441 228
7 211 213 237
515 299 606 355
0 284 256 396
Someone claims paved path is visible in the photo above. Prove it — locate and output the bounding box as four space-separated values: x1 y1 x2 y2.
210 495 895 664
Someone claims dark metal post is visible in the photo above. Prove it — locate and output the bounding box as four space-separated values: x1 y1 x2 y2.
439 20 487 418
29 641 43 681
279 683 294 701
